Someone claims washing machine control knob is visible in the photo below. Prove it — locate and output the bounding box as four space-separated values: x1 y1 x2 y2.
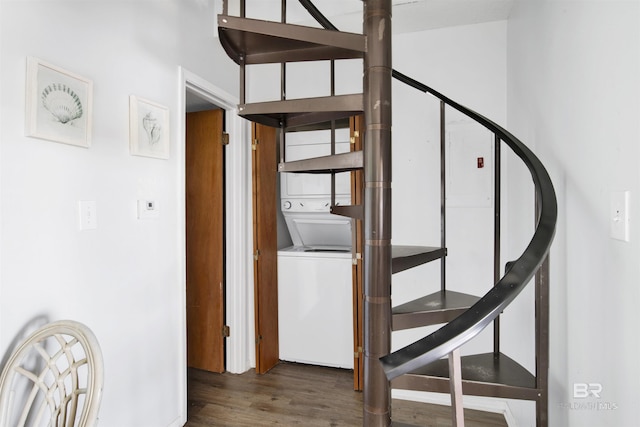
283 201 292 210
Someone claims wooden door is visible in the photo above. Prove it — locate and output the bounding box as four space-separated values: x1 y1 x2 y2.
186 109 225 373
252 122 279 374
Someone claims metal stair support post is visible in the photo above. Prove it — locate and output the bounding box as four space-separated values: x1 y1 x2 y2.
362 1 393 426
440 100 446 293
448 348 465 427
493 133 502 356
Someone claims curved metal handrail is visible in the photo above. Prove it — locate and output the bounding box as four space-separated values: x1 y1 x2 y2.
298 0 557 380
379 72 557 379
298 0 339 31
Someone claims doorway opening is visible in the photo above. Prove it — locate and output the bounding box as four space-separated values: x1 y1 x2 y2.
179 68 253 423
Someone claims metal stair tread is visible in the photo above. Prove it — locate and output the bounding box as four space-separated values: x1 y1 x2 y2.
391 352 539 400
392 290 480 331
218 14 366 65
392 245 446 274
330 204 363 220
279 150 363 174
239 94 364 128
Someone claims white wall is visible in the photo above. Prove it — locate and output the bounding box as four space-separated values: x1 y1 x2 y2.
507 1 640 426
0 1 238 426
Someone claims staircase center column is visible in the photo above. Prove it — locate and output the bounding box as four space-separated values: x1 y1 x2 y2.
363 0 392 426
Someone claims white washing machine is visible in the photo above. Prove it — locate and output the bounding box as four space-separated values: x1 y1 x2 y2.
277 127 354 369
278 244 353 369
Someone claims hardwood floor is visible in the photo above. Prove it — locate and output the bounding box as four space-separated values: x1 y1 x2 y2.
186 362 508 426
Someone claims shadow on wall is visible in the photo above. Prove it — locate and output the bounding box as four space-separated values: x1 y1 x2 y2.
0 314 50 373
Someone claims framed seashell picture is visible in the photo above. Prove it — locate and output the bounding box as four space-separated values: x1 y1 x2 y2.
25 57 93 147
129 95 170 159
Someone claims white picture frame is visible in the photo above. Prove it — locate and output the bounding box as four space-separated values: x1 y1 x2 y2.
129 95 170 159
25 57 93 147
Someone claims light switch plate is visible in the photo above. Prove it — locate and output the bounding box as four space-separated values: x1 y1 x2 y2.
610 191 630 241
78 201 97 230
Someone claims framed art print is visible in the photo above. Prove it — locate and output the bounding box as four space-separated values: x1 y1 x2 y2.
25 57 93 147
129 95 170 159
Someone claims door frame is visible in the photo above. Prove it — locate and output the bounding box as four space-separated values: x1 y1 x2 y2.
177 67 253 400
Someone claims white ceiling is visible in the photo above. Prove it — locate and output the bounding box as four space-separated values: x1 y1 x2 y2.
243 0 514 33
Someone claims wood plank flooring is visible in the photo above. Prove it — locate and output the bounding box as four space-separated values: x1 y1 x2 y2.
186 362 508 426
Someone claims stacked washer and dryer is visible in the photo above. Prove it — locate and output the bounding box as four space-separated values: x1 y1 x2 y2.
277 126 354 369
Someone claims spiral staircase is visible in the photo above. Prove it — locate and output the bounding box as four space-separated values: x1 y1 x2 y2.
217 1 557 426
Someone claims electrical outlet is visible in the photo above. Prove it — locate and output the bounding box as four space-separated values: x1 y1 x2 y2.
610 191 630 242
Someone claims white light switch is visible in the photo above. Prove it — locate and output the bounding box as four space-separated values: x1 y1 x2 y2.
137 200 160 219
610 191 630 242
78 201 97 230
